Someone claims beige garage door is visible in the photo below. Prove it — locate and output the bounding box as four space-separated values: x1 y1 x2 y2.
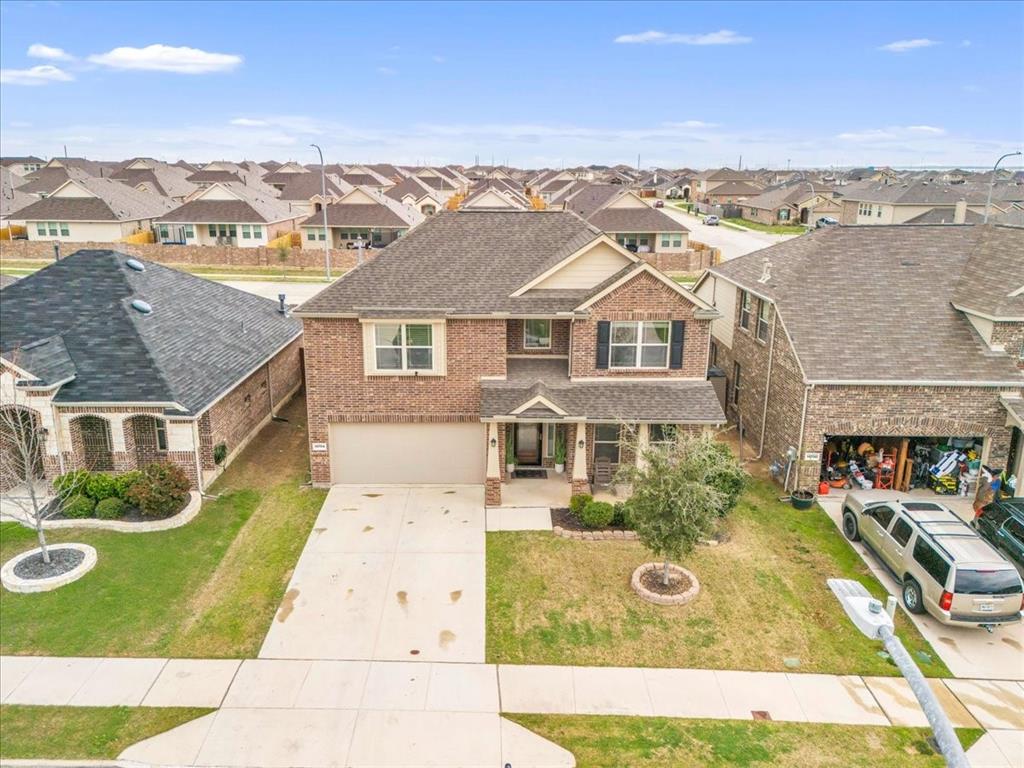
329 422 486 484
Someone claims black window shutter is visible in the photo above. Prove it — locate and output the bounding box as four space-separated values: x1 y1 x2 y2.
669 320 685 369
596 321 611 369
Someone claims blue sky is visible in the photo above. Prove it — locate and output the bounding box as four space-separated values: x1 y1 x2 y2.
1 0 1022 168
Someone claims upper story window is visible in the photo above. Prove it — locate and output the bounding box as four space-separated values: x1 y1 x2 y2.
610 321 670 368
375 323 433 371
524 319 551 349
756 298 770 342
739 290 752 329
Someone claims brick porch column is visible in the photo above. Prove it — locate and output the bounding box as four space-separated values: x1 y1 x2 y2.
570 421 590 496
485 421 501 506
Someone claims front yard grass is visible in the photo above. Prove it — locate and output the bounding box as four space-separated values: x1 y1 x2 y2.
0 705 212 759
487 479 949 676
506 714 983 768
0 394 326 658
722 217 807 234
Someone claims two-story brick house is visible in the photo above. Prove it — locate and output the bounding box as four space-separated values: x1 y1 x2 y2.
296 210 725 505
693 223 1024 495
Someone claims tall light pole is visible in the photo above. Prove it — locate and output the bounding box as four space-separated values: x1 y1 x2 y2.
984 150 1022 223
311 143 332 280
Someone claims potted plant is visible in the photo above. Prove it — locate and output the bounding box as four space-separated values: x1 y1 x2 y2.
505 430 516 476
553 432 566 474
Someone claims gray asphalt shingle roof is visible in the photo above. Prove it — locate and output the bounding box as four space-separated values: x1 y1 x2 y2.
0 250 302 413
709 224 1024 384
587 207 689 234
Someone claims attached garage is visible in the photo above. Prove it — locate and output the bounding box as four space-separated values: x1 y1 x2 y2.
329 422 486 485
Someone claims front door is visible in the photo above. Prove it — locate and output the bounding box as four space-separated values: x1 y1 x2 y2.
515 423 542 466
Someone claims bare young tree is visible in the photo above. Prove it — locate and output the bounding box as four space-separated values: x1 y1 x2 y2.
0 405 84 564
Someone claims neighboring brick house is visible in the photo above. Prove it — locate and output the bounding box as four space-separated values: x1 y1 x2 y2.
693 223 1024 494
0 250 303 492
740 183 841 226
296 210 725 505
564 184 691 255
835 180 1001 225
299 186 424 249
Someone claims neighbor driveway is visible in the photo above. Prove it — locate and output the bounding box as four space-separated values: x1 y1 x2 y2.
656 204 798 261
259 484 485 663
817 495 1024 680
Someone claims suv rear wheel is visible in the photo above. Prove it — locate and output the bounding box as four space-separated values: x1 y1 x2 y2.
902 578 926 614
842 509 860 541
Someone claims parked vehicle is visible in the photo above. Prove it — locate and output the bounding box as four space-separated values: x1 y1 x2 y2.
973 498 1024 578
815 216 839 228
842 493 1023 628
704 215 720 226
654 200 665 208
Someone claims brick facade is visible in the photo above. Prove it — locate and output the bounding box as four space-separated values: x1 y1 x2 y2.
506 319 570 355
0 239 376 272
992 321 1024 367
570 271 711 379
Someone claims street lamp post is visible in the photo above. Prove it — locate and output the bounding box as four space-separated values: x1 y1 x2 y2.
984 150 1022 223
828 579 969 768
311 143 332 280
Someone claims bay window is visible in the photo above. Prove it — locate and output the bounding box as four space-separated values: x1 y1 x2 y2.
609 321 670 368
524 319 551 349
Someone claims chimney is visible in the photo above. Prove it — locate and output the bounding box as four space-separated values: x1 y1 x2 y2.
954 199 967 224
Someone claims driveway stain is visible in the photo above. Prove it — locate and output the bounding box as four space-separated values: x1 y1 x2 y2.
937 636 959 650
362 493 382 498
396 590 409 611
313 527 327 535
439 629 456 649
1001 636 1021 651
950 685 1024 728
450 590 462 603
444 490 456 494
409 649 420 655
839 678 879 714
345 588 354 599
276 588 300 623
362 525 374 533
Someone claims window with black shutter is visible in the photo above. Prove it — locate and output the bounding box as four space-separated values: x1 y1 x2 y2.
596 321 610 369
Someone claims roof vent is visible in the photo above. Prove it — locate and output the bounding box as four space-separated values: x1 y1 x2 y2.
126 258 145 272
131 299 153 314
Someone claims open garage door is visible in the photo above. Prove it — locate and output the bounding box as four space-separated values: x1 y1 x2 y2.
329 422 486 485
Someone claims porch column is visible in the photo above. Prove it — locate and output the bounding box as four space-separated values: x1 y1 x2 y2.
570 421 590 496
485 421 501 506
636 424 650 470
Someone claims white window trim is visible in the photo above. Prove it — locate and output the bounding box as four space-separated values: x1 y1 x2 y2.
361 320 446 376
154 419 168 452
544 423 556 457
609 320 670 370
523 318 552 349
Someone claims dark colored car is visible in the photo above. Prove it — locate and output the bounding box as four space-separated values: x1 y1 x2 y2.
973 498 1024 578
654 200 665 208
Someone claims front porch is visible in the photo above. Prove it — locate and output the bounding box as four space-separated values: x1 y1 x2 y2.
500 471 571 508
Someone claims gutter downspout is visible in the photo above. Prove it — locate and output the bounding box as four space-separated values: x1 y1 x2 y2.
790 384 813 492
754 309 778 459
191 419 205 494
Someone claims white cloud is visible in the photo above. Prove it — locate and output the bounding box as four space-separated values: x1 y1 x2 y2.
665 120 718 129
878 38 939 53
614 29 752 46
377 66 398 76
837 125 946 142
231 118 269 127
87 44 242 74
906 125 945 134
0 64 74 85
27 43 73 61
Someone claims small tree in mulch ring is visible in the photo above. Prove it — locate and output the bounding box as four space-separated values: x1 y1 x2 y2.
616 430 745 586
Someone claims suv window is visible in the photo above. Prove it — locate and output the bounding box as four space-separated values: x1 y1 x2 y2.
1004 517 1024 546
869 505 895 529
891 518 913 547
912 538 951 587
954 569 1023 595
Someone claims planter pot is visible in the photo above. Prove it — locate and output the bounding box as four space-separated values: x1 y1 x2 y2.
554 463 565 474
506 464 516 476
790 489 815 510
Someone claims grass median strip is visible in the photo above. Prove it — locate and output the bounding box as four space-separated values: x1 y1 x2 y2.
506 714 983 768
487 479 949 676
0 705 213 759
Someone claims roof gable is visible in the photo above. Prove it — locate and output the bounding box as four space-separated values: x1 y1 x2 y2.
513 235 635 294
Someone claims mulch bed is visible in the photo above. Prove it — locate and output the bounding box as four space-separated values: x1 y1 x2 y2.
639 566 693 596
12 547 85 580
49 496 188 523
550 507 632 534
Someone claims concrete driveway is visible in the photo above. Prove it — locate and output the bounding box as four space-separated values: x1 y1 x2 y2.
817 495 1024 680
656 204 799 261
259 485 485 663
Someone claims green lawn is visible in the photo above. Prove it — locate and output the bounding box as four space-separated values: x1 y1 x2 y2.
0 395 326 658
0 705 212 759
507 715 983 768
487 479 949 676
722 218 806 235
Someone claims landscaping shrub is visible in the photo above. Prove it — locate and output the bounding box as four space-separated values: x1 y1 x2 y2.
569 493 593 517
53 469 90 497
612 501 635 529
62 494 95 519
95 497 127 520
84 472 118 502
580 500 615 529
113 470 143 499
125 463 190 518
213 442 228 465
